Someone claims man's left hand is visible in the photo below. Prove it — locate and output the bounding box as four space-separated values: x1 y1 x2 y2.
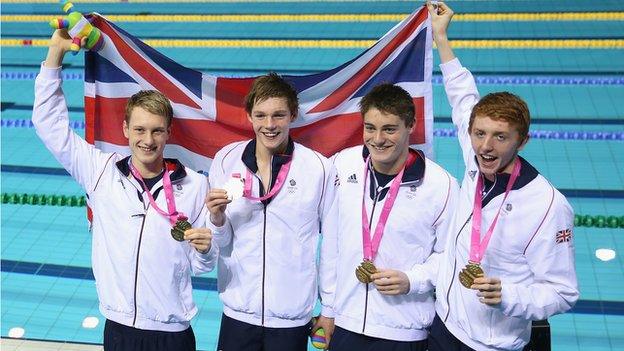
370 269 410 295
471 276 502 305
184 228 212 254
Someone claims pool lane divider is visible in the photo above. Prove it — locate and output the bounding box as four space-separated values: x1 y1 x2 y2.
3 12 624 22
3 71 623 86
2 191 623 228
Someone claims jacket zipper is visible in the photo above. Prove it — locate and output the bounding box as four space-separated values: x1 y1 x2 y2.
132 213 147 326
261 158 272 327
125 174 152 328
261 204 267 326
443 214 472 322
362 180 382 333
443 174 498 322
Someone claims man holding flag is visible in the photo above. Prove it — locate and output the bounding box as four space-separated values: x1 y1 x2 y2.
427 2 578 350
32 29 217 351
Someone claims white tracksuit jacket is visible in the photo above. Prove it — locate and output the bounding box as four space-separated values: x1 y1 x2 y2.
322 146 458 341
434 58 579 350
207 139 337 328
33 65 217 332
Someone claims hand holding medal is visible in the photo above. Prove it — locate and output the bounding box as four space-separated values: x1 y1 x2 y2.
357 154 413 285
183 227 213 254
459 160 520 306
370 269 411 295
129 160 193 243
171 215 192 241
471 276 502 305
206 188 232 227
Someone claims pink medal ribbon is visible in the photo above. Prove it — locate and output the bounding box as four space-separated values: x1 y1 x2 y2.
129 160 185 225
469 159 522 264
243 155 293 201
361 152 416 261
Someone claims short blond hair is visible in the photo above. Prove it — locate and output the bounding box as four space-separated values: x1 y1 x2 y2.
125 90 173 127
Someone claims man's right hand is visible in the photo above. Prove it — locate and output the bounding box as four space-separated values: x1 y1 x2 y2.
206 188 231 226
427 1 454 42
45 30 85 68
312 315 335 349
426 1 456 63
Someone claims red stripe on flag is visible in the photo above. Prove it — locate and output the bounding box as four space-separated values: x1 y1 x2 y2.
215 77 255 128
85 96 96 144
94 17 200 109
88 96 128 146
308 9 428 114
170 119 255 158
292 112 363 156
411 97 425 145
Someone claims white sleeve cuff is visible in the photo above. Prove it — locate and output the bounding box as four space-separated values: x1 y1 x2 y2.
195 242 218 262
405 266 429 295
206 214 232 246
439 57 463 77
321 305 335 318
499 281 519 316
39 62 62 80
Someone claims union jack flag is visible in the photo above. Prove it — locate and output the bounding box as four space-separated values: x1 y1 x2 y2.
84 7 433 173
556 228 572 243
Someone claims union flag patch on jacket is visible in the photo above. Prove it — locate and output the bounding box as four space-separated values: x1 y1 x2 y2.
556 228 573 243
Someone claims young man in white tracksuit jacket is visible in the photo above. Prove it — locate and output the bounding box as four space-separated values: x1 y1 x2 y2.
205 73 337 350
318 84 459 350
33 30 217 351
427 3 579 351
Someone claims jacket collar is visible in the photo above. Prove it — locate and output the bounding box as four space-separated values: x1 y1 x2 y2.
361 145 425 184
241 138 294 201
477 156 539 207
242 138 294 173
361 146 426 201
117 156 187 182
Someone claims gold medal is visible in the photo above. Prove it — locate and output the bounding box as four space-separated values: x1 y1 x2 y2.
171 218 192 242
458 263 484 288
355 260 377 284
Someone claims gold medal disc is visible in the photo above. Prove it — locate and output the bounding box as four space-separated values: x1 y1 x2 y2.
458 263 484 288
171 219 192 242
355 260 377 284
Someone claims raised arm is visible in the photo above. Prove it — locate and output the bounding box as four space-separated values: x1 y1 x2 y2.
33 30 113 192
427 1 456 64
428 1 480 164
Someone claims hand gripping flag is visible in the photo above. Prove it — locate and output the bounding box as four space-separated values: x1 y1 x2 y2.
84 6 433 173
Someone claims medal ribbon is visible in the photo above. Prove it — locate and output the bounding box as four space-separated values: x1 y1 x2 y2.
129 160 184 226
361 152 416 261
469 159 521 263
243 155 293 201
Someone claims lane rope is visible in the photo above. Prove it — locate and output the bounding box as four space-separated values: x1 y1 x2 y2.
2 119 622 140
